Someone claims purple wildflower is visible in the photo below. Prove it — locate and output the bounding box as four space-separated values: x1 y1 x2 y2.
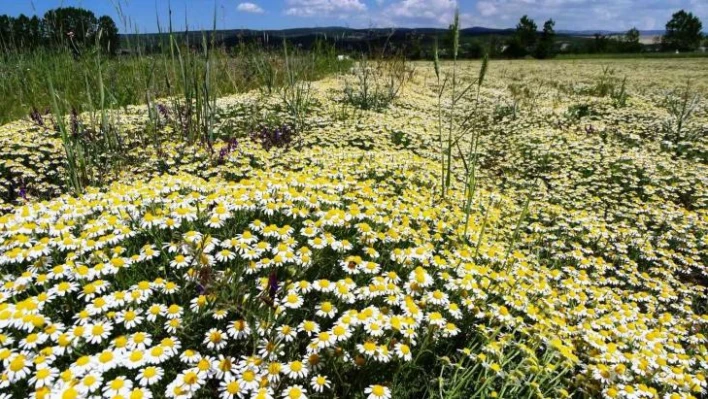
250 124 294 151
157 103 170 121
268 271 279 300
70 108 80 137
30 108 44 127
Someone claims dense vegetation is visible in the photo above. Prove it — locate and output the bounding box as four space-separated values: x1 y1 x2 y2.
662 10 705 51
2 32 708 399
0 7 119 54
0 33 346 125
3 6 705 63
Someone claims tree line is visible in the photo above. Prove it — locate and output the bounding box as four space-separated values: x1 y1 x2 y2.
0 7 119 55
0 6 704 59
506 9 704 58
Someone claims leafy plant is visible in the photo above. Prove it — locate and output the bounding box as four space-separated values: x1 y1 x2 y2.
611 76 629 108
591 65 618 97
432 9 492 247
249 48 281 95
391 130 411 147
565 103 597 120
506 81 532 120
344 49 409 112
282 39 315 137
662 81 701 140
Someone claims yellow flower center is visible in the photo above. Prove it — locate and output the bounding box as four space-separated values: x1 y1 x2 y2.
290 361 303 372
143 367 157 378
226 381 241 394
76 356 90 367
243 370 256 382
183 372 198 385
288 387 303 399
62 388 79 399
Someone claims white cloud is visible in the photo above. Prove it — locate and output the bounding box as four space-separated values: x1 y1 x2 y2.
641 16 657 30
454 0 705 31
384 0 458 26
370 1 479 28
459 12 479 27
284 0 367 17
275 0 706 30
237 2 265 13
477 1 498 16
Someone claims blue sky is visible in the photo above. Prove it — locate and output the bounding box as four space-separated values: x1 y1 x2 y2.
1 0 706 32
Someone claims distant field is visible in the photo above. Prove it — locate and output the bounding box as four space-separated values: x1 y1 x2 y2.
556 51 708 59
639 34 662 44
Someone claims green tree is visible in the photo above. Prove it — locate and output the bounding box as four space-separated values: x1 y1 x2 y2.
97 15 120 55
0 15 9 35
515 15 538 53
0 15 10 48
661 10 703 51
12 14 30 47
43 7 99 48
589 33 610 53
0 7 118 53
534 19 556 59
487 35 502 58
624 27 641 52
504 37 526 58
28 16 43 48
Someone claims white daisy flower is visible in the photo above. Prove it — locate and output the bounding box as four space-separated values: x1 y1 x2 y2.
102 376 133 398
28 366 58 388
219 377 243 399
138 366 164 386
310 374 331 393
365 384 392 399
204 328 228 350
76 372 103 394
282 360 308 379
281 385 308 399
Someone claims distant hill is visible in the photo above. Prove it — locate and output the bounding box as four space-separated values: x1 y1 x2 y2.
120 26 521 56
118 26 704 58
556 29 667 36
121 26 671 43
121 25 529 54
121 26 513 41
462 27 516 35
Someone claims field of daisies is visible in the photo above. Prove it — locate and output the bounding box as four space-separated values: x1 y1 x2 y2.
0 57 707 399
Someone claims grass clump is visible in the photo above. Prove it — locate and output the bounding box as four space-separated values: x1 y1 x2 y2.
343 51 410 112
